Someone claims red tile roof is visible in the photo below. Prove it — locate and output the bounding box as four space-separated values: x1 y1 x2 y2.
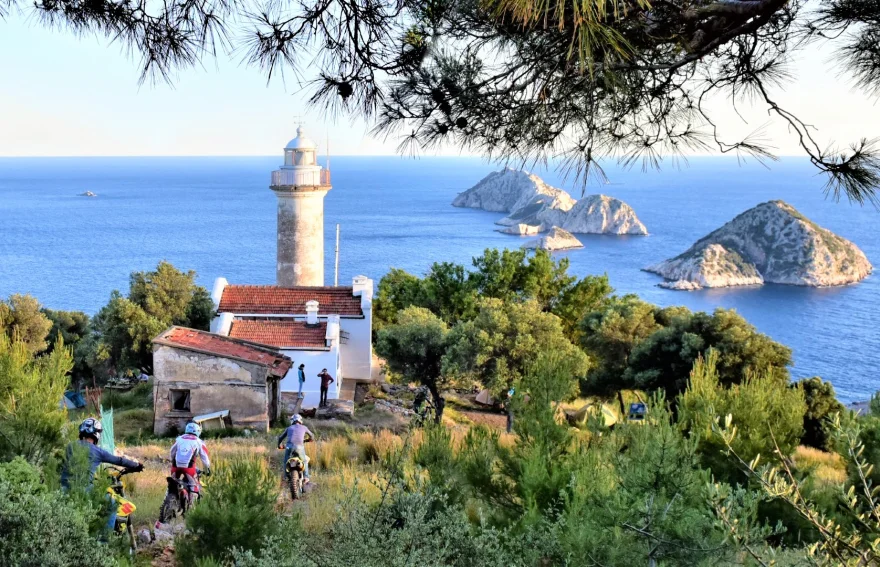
229 320 328 350
218 285 364 317
153 327 292 377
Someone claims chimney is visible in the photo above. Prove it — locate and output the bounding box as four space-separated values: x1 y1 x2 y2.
306 300 319 325
352 275 373 301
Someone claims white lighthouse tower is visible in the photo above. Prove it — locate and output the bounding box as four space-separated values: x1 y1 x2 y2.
270 125 331 287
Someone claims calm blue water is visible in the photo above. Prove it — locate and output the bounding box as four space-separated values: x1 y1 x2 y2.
1 156 878 401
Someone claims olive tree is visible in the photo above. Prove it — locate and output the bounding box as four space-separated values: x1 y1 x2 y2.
375 306 451 422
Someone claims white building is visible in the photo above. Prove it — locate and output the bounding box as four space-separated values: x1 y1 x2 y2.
209 276 373 408
208 125 373 410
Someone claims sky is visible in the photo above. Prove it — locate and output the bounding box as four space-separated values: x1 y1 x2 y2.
1 11 878 157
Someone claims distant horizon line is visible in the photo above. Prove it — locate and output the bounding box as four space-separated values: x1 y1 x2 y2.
0 153 810 159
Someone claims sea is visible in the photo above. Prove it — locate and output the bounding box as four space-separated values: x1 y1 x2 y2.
0 156 878 402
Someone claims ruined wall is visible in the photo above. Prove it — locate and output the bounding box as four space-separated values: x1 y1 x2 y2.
153 346 273 435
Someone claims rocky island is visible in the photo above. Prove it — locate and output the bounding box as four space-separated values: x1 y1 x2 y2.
522 227 584 251
646 200 872 290
454 168 648 235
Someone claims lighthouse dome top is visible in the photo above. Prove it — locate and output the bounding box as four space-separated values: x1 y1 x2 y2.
285 126 318 151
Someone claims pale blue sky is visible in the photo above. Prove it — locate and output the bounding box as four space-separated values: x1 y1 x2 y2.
1 12 878 157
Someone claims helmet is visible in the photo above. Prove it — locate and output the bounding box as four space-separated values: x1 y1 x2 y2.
79 418 103 443
185 422 202 437
290 414 303 424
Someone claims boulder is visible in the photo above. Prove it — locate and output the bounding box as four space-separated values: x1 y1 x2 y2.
523 227 584 251
374 399 414 416
316 399 355 419
646 200 872 289
153 529 174 543
137 529 153 545
496 223 543 235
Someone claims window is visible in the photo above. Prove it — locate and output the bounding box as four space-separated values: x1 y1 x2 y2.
170 389 191 412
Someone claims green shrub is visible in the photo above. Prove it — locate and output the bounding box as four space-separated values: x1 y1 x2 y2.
795 377 844 451
0 334 72 463
232 489 549 567
0 458 114 567
101 379 153 411
177 455 280 564
678 349 806 484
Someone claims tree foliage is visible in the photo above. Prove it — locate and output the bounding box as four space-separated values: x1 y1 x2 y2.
11 0 880 201
86 261 214 376
375 306 451 422
624 307 792 398
0 334 72 464
0 294 52 355
796 377 845 452
42 309 91 384
374 248 611 333
442 298 590 396
580 295 686 396
718 412 880 566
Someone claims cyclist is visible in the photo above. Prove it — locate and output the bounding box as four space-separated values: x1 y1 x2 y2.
277 414 313 483
157 422 211 527
61 417 143 532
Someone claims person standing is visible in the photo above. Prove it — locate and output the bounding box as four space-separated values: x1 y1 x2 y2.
505 387 515 434
317 368 335 407
297 363 306 397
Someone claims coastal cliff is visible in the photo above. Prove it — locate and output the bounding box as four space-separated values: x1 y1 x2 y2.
456 169 647 235
452 168 572 213
646 201 872 290
561 195 648 235
522 227 584 251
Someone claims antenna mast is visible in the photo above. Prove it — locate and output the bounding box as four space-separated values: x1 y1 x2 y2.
334 224 340 287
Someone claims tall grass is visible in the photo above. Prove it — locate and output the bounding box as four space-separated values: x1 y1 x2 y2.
793 445 847 487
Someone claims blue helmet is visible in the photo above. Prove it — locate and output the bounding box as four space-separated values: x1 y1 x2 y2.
79 417 103 442
185 422 202 437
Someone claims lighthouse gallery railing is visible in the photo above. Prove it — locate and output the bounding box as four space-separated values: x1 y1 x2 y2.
271 169 331 186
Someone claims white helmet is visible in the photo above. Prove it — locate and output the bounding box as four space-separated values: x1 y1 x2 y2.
185 422 202 437
290 414 303 424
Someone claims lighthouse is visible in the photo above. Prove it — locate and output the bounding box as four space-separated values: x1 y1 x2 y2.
270 125 331 287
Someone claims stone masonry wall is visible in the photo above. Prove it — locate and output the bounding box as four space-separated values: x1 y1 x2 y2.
153 346 273 435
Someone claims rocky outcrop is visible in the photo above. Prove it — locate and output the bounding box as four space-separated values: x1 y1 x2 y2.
497 223 543 235
646 200 872 290
658 279 704 291
452 168 572 213
523 227 584 251
561 195 648 235
456 169 647 235
495 193 576 227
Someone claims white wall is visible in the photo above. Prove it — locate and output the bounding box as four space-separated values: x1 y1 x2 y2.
339 315 372 381
279 349 340 409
